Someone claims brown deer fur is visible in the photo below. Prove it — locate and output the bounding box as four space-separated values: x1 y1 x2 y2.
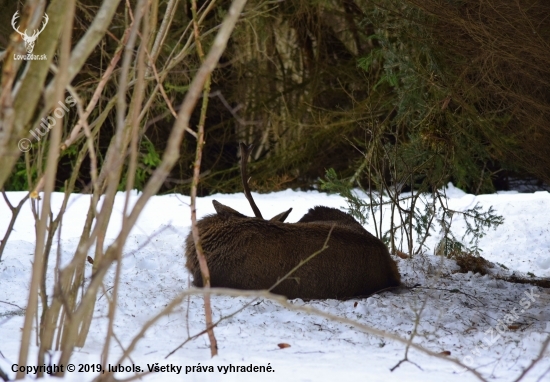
185 143 400 300
185 200 401 300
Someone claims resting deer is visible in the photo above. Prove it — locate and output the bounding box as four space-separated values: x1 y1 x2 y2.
185 144 401 300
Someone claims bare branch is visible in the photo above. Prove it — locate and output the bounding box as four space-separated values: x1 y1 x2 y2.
43 0 123 101
512 334 550 382
189 0 218 357
114 0 248 255
0 191 29 261
17 0 75 376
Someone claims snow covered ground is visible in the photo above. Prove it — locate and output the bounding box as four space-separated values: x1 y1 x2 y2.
1 185 549 381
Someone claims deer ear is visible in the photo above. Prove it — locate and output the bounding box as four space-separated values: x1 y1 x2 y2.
212 200 246 218
269 208 292 222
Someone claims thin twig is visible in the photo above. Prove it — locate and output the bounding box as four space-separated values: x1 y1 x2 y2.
17 0 74 376
189 0 217 357
126 286 488 381
0 191 29 261
0 300 25 310
165 226 334 358
0 366 9 382
512 334 550 382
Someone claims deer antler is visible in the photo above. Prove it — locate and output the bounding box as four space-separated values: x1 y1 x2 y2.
27 13 49 39
11 11 25 37
36 13 49 36
239 142 263 219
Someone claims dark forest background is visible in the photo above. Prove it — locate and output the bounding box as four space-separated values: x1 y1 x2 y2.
1 0 549 196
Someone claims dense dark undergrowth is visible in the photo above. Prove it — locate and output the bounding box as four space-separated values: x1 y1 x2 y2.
1 0 549 195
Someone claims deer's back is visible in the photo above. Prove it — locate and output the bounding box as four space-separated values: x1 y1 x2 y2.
185 215 401 299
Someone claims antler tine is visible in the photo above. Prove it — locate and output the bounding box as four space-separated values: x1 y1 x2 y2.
11 11 25 37
38 13 49 34
239 142 263 219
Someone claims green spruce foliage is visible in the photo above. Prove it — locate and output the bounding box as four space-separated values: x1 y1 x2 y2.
321 168 504 257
